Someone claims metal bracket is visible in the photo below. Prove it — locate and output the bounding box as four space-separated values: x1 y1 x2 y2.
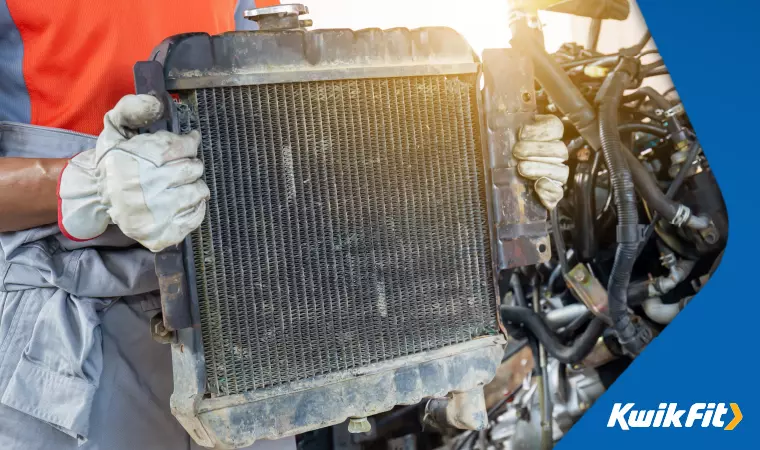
564 264 611 325
134 61 193 331
150 312 175 344
482 48 551 271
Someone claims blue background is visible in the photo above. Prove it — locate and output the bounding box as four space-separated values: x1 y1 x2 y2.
558 0 758 448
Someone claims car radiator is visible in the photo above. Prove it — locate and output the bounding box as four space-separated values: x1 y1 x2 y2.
135 5 550 448
185 76 496 396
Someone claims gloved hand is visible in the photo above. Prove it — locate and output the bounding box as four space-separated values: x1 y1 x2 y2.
514 114 569 210
58 94 210 252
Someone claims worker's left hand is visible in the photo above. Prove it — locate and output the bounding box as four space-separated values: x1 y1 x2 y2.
514 115 569 210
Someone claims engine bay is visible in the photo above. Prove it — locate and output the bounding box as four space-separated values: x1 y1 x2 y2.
294 3 726 450
139 2 727 449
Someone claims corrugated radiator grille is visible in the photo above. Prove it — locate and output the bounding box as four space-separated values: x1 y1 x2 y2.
182 75 497 396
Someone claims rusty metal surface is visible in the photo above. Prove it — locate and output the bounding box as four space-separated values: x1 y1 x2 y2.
134 62 197 332
154 245 195 331
444 388 489 431
482 48 551 271
483 345 534 410
579 338 617 369
169 327 214 447
154 27 479 89
565 263 611 324
182 337 505 448
150 313 175 344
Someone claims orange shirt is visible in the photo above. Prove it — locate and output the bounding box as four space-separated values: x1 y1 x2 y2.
3 0 279 135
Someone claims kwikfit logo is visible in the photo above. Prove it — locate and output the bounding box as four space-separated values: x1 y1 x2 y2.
607 403 742 430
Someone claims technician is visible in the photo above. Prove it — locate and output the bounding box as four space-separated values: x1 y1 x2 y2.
0 0 567 448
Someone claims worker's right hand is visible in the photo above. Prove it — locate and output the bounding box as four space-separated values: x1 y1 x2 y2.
57 94 210 252
514 115 569 210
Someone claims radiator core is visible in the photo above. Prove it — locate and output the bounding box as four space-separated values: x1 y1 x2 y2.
179 75 498 397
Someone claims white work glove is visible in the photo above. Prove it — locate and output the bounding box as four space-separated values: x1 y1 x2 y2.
514 114 569 210
57 94 210 252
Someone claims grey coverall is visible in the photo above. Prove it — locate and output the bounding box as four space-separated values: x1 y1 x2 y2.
0 120 296 450
0 0 295 446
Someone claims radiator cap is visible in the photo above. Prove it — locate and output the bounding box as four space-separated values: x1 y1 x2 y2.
244 3 311 30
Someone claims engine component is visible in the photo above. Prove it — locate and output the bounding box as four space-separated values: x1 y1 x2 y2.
134 8 551 448
439 7 728 450
579 337 618 369
423 389 490 431
544 303 588 330
547 362 606 434
501 305 605 364
648 258 696 297
488 360 606 448
564 263 610 322
642 297 684 325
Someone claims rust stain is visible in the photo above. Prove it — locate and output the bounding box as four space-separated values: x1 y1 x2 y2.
483 346 534 409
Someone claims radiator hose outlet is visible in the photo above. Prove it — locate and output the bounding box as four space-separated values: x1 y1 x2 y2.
423 388 489 431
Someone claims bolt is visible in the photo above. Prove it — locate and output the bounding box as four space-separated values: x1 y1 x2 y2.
348 417 371 434
156 322 170 337
699 225 719 245
576 147 591 162
572 270 587 283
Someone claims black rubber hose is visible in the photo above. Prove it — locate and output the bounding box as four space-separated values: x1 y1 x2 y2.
500 306 605 364
641 59 665 74
668 140 702 196
638 140 703 256
556 310 594 342
622 87 688 148
621 146 709 230
568 123 667 158
548 264 564 295
510 20 601 149
510 273 527 308
643 67 669 77
621 148 680 220
572 120 703 231
627 280 651 307
617 123 668 137
571 157 597 262
598 70 648 355
622 86 671 111
625 31 652 55
551 208 569 273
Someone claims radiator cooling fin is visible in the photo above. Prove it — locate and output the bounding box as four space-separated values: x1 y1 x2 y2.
177 75 498 396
